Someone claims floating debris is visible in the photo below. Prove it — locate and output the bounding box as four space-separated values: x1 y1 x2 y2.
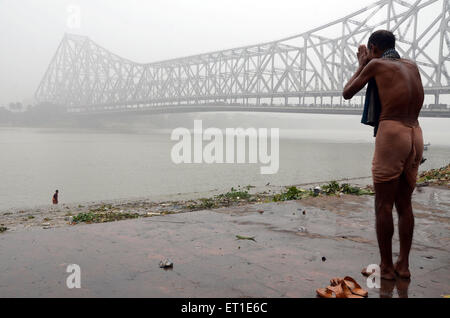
159 259 173 269
236 235 256 242
146 212 161 217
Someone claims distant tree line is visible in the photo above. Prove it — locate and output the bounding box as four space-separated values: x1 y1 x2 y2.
0 102 67 125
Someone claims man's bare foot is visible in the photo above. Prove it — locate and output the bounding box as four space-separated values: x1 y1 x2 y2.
380 278 396 298
380 267 396 280
396 276 411 298
361 266 396 280
394 261 411 279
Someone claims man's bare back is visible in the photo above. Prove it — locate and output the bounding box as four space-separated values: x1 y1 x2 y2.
371 58 424 125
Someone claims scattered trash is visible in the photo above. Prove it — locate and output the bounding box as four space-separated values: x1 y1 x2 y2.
0 226 7 233
257 210 264 214
147 212 161 217
236 235 256 242
298 227 308 233
42 222 51 229
322 256 327 262
417 164 449 186
302 210 306 215
159 259 173 269
314 187 322 195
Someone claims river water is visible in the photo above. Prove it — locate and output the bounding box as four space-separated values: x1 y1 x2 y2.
0 112 449 211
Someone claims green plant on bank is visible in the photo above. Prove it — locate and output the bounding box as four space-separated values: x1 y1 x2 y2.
219 187 251 200
273 182 374 202
186 187 253 211
273 186 313 202
72 211 139 224
321 181 374 196
320 181 341 195
198 198 217 209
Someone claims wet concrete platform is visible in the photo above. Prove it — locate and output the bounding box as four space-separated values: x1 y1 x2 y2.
0 186 448 298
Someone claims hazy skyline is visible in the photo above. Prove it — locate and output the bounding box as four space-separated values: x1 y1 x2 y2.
0 0 381 106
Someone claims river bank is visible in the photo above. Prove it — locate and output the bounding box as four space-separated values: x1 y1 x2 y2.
0 177 373 232
1 164 448 233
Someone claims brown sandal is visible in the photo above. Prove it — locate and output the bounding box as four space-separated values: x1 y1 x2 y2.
330 277 368 298
316 284 346 298
341 282 364 298
342 276 368 297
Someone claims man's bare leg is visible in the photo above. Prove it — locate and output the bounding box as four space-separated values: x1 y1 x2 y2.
394 174 415 279
373 179 399 280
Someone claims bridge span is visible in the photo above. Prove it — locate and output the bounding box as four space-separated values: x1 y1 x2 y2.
35 0 450 114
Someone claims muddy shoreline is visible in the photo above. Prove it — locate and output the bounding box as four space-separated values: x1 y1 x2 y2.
1 176 375 232
1 167 447 234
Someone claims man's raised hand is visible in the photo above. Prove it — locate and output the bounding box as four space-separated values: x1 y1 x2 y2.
357 45 369 67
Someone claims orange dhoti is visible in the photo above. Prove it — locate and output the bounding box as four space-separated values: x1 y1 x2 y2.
372 120 423 187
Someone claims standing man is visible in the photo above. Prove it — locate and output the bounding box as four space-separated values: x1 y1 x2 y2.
343 30 424 280
52 190 59 205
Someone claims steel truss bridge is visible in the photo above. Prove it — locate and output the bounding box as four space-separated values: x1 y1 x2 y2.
35 0 450 113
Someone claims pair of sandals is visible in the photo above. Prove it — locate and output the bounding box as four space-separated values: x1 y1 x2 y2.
316 276 368 298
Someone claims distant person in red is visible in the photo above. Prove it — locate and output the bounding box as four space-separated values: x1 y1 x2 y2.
52 190 59 205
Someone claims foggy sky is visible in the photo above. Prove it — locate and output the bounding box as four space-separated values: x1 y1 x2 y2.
0 0 398 106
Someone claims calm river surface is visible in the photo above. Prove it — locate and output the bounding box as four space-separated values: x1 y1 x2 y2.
0 112 449 211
